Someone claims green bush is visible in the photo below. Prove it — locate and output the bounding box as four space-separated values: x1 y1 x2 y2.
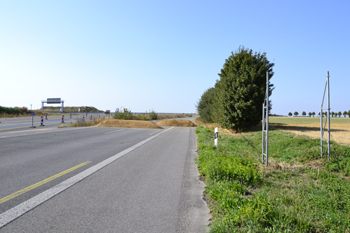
114 111 134 120
0 106 23 115
149 110 158 120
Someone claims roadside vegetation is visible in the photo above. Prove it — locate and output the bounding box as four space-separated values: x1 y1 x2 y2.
195 46 350 232
43 106 103 112
196 121 350 232
113 111 193 121
68 117 105 127
196 46 274 132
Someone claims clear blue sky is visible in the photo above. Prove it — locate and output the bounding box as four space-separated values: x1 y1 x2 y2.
1 0 349 114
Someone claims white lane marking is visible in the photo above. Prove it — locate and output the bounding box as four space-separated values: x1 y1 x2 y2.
104 129 125 134
0 127 173 228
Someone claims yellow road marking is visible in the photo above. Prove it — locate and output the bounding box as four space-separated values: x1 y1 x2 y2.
0 161 91 204
149 130 160 135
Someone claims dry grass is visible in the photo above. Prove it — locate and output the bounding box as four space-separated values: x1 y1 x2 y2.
270 117 350 146
194 118 242 135
156 119 196 127
98 119 162 129
156 113 193 119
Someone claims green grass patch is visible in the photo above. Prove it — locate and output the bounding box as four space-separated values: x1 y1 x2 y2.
196 126 350 232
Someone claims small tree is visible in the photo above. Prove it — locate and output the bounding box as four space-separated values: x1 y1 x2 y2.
334 112 338 117
288 112 292 117
343 111 347 118
348 110 350 118
331 111 335 117
338 111 342 117
302 111 306 116
308 112 312 117
312 112 316 117
294 111 299 116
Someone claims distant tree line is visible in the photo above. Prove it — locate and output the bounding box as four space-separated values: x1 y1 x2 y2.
196 46 274 131
288 110 350 117
0 106 30 116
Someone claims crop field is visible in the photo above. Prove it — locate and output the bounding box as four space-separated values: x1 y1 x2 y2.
269 117 350 147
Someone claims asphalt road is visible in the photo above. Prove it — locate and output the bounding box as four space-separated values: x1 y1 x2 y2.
0 114 107 132
0 118 209 232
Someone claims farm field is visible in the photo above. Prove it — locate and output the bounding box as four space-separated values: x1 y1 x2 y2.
270 117 350 147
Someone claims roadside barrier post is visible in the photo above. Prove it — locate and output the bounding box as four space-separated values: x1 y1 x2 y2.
70 113 72 118
40 116 45 126
62 115 65 123
83 115 85 121
45 114 48 120
214 127 218 149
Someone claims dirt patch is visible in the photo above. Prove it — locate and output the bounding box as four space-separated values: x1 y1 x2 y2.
156 119 196 127
97 119 163 129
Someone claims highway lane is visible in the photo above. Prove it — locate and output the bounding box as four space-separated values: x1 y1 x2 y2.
0 114 107 132
0 120 209 232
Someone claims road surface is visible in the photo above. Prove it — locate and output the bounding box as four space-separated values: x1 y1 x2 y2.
0 118 209 232
0 114 106 132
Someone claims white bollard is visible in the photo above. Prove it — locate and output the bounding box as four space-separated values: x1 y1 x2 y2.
70 113 72 118
83 115 85 121
214 127 218 149
62 115 65 123
45 114 48 120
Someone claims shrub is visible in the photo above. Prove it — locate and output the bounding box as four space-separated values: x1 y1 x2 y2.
114 111 134 120
149 110 158 120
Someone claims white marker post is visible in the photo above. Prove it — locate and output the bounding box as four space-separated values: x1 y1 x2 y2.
61 115 65 123
214 127 218 149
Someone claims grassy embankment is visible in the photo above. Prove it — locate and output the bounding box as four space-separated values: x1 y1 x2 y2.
68 112 195 128
196 117 350 232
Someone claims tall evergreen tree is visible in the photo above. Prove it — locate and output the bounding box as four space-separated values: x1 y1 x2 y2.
213 46 274 131
196 87 216 123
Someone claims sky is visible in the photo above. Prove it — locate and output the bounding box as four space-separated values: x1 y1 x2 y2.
0 0 349 115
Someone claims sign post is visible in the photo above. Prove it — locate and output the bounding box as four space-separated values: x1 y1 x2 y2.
30 113 36 128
